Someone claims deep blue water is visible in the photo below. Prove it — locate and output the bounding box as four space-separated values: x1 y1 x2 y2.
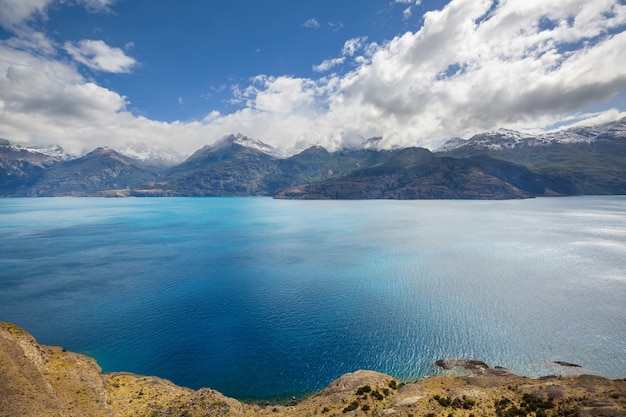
1 196 625 400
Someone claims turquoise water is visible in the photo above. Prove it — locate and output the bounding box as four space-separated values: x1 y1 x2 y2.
1 196 625 400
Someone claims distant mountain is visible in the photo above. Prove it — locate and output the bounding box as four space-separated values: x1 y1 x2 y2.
436 117 626 152
0 139 69 193
1 117 625 199
1 139 70 159
276 146 389 190
163 134 283 196
276 147 535 199
436 117 626 195
114 143 186 167
6 147 160 197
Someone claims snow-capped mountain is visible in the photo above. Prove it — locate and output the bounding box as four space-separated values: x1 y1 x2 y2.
211 133 279 156
114 142 187 167
436 117 626 152
0 138 72 160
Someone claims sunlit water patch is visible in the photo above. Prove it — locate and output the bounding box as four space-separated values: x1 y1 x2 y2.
1 196 625 400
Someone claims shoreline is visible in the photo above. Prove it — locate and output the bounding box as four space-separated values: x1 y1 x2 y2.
2 322 625 417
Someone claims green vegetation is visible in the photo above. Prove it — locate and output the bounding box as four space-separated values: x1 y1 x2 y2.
434 394 453 407
494 394 554 417
343 400 360 413
356 385 372 395
370 390 384 401
433 394 476 410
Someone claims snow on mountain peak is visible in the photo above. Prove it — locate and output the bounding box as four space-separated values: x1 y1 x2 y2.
114 143 186 166
0 139 71 159
214 133 279 156
436 117 626 152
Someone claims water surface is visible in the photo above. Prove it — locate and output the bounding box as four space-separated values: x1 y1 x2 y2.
1 196 625 400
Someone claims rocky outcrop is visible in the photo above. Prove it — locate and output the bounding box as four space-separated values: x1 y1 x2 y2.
1 322 625 417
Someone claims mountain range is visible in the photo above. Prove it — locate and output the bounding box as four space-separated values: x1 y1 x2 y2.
1 118 625 199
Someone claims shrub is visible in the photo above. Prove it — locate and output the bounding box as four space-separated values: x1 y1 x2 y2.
343 400 359 413
462 397 476 410
433 394 452 407
357 385 372 395
371 390 384 401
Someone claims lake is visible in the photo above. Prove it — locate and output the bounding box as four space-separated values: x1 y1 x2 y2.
1 196 625 400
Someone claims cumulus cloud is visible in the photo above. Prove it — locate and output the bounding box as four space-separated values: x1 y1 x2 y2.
3 31 56 55
311 0 626 149
0 0 117 31
235 75 329 115
64 39 137 73
0 0 51 31
0 43 130 151
1 0 626 156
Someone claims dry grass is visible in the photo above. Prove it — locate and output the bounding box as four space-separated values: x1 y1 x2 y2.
2 322 625 417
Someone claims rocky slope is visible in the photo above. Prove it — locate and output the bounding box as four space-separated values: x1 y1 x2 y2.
1 322 625 417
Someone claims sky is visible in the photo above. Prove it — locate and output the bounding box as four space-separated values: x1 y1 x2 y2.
1 0 626 156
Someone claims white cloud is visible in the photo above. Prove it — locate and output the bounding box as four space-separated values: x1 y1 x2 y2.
0 44 131 152
394 0 422 20
3 31 56 55
328 22 344 31
313 57 345 73
1 0 626 157
0 0 51 31
342 37 368 57
78 0 117 12
64 39 137 73
312 37 369 74
238 75 328 115
302 18 320 29
0 0 117 31
310 0 626 149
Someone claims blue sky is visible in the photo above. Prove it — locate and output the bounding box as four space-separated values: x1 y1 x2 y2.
1 0 626 155
39 0 442 122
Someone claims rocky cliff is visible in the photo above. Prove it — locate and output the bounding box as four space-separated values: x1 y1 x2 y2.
1 322 625 417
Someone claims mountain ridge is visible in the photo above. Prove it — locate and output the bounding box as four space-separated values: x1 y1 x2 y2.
1 117 625 198
436 117 626 152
